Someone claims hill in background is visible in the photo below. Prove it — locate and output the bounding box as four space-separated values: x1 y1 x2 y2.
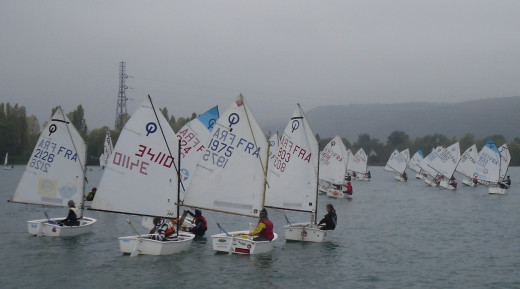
265 96 520 142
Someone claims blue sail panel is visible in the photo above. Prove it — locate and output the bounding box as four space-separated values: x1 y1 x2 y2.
197 106 219 131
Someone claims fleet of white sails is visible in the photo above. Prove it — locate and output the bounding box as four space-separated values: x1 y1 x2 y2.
8 94 513 255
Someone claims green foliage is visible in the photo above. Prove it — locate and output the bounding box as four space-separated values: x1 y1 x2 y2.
67 105 88 139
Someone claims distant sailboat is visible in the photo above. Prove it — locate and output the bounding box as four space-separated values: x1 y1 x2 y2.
91 96 195 255
407 149 424 179
429 142 461 190
419 146 443 186
457 144 478 187
318 136 349 197
10 107 96 236
498 143 511 183
3 152 13 170
385 149 408 182
183 94 278 254
472 139 506 195
349 148 370 181
99 128 113 170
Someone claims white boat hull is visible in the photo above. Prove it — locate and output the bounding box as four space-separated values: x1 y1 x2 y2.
27 217 97 237
424 178 437 187
119 232 195 255
284 223 329 243
357 174 370 181
462 179 477 187
326 188 344 198
211 230 278 254
415 173 424 180
3 165 14 170
489 187 506 195
394 175 406 182
318 184 328 195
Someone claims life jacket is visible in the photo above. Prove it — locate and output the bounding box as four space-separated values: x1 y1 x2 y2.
167 220 178 236
259 219 274 241
70 207 81 219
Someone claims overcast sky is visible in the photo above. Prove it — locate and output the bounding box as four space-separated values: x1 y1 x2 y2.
2 1 520 130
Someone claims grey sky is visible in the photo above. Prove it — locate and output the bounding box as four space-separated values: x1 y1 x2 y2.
2 1 520 130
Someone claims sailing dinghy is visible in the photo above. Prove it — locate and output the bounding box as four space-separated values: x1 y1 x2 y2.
385 149 408 182
350 148 370 181
429 142 461 190
183 94 277 254
456 144 478 187
265 105 327 242
318 136 349 198
419 146 443 187
3 152 13 170
91 96 195 255
498 143 511 184
407 149 424 179
10 107 96 236
99 128 113 170
472 139 506 195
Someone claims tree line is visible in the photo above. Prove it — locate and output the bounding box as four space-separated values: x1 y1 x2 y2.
1 102 519 166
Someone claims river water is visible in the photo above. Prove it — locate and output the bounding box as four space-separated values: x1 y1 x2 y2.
1 166 519 288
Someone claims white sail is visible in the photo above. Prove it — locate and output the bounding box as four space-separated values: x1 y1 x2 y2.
456 144 478 178
91 97 181 218
4 152 7 166
429 142 461 178
176 106 219 194
99 128 114 169
319 135 348 184
400 149 410 163
349 148 367 174
473 139 501 183
498 143 511 180
12 108 87 209
265 105 319 213
385 149 407 174
183 94 268 217
407 149 423 173
418 146 442 177
345 149 353 172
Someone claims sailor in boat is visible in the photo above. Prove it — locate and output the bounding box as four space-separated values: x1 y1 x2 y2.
85 187 97 201
149 217 177 241
402 171 408 181
345 173 352 181
184 209 208 237
366 170 371 179
449 176 458 188
499 176 511 189
472 175 479 186
318 204 337 231
59 200 80 226
343 181 353 197
352 171 357 178
248 209 274 241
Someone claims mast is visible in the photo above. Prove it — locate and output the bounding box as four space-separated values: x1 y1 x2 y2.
176 138 181 235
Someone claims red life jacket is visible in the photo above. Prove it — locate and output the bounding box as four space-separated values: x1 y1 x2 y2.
260 219 274 241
